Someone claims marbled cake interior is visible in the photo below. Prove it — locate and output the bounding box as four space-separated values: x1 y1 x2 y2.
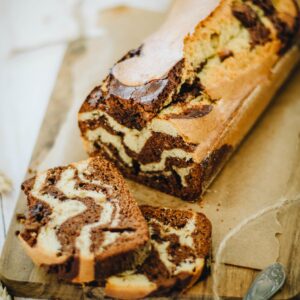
79 0 300 200
105 205 212 298
18 157 150 283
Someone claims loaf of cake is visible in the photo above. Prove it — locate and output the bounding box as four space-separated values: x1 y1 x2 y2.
79 0 300 201
105 205 212 299
18 157 150 283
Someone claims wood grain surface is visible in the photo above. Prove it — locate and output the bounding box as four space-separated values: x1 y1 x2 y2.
0 6 299 300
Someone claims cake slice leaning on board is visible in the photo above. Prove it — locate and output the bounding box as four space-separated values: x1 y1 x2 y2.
105 205 212 299
17 157 150 283
17 157 212 297
78 0 300 201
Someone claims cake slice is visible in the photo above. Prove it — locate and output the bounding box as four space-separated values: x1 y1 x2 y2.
105 205 212 299
18 157 150 283
78 0 300 201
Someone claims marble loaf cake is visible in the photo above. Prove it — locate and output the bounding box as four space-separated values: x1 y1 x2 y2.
105 205 212 299
79 0 300 200
18 157 150 283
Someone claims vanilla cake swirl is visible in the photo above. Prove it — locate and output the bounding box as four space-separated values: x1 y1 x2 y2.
79 0 300 201
105 206 212 299
18 157 150 283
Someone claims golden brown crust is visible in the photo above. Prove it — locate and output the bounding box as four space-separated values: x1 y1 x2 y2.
191 45 300 162
105 278 157 300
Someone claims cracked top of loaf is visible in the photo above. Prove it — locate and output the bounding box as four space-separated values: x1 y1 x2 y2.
79 0 299 130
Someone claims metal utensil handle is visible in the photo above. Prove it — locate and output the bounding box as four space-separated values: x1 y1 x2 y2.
243 263 286 300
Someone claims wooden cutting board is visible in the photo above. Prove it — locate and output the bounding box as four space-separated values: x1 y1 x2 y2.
1 6 300 300
0 172 299 299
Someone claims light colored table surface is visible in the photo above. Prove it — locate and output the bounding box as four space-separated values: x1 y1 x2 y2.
0 1 170 299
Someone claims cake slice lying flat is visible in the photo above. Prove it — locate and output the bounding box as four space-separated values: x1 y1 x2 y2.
79 0 300 201
105 205 212 299
18 157 150 283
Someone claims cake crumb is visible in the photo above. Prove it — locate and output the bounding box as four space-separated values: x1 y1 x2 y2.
16 213 26 223
28 168 37 175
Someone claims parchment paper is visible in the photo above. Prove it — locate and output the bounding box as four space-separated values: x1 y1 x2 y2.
37 6 300 270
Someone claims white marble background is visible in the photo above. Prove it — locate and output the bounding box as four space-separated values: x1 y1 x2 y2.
0 1 170 299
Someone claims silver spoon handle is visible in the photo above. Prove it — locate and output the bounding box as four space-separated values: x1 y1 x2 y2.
243 263 286 300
